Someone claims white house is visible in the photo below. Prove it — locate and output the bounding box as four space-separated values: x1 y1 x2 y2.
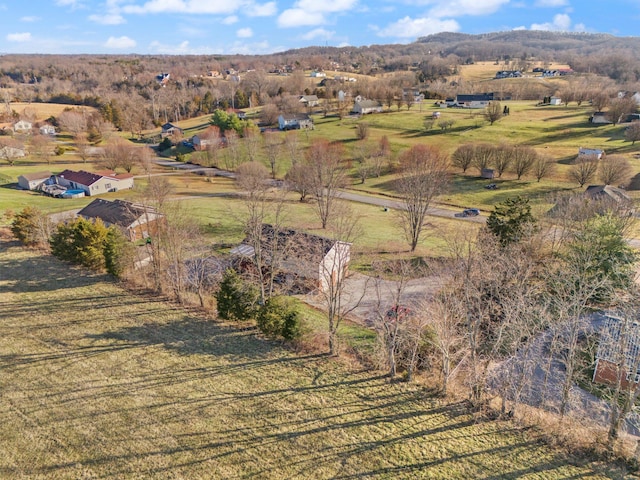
39 124 56 135
549 97 562 105
578 147 604 159
310 71 326 78
299 95 319 107
455 93 494 109
590 112 612 124
13 120 32 133
55 169 134 196
353 100 383 115
161 122 183 138
278 114 314 130
18 171 52 190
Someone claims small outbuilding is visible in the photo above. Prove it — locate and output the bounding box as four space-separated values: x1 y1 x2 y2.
18 171 52 190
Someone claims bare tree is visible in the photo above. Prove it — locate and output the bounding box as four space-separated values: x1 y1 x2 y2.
260 103 279 126
511 145 538 180
484 101 503 125
532 155 556 182
607 97 637 125
58 110 87 138
355 122 369 140
243 125 261 163
100 138 138 172
307 139 347 229
0 137 24 166
492 144 512 178
396 145 450 252
472 143 495 175
236 161 289 302
223 129 240 169
28 134 53 164
591 91 611 113
598 154 632 186
75 132 92 163
568 156 598 187
625 121 640 145
451 143 475 173
262 131 281 179
283 130 302 165
316 203 364 356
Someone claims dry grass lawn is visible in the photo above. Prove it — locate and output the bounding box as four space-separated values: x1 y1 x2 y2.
7 103 97 122
0 237 623 479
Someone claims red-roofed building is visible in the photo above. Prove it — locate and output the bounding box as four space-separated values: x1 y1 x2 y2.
55 169 134 196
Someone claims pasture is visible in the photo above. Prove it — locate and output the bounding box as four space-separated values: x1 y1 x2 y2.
0 239 621 479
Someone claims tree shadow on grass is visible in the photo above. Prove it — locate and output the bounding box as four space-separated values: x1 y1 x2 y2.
0 247 112 294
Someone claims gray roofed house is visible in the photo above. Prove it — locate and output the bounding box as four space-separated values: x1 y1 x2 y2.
584 185 631 203
353 99 383 115
78 198 163 241
18 171 52 191
299 95 319 107
278 113 314 130
231 224 351 293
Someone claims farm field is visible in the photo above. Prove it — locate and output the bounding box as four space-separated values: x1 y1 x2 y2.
0 239 622 479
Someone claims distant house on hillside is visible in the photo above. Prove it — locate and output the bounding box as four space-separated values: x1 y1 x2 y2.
161 122 183 138
549 96 562 105
54 169 134 196
39 124 56 135
18 171 52 191
231 224 351 293
455 93 494 108
353 100 383 115
494 70 522 79
78 198 163 241
578 147 604 159
278 113 314 130
13 120 32 133
299 95 319 107
590 112 612 124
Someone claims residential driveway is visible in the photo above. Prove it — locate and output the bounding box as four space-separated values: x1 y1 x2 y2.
304 271 442 327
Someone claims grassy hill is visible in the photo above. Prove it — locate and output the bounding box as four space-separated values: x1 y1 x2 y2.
0 238 622 478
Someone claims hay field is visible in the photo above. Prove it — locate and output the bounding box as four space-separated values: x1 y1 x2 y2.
0 238 620 479
8 102 97 122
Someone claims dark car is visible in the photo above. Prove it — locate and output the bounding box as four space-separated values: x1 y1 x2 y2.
385 305 412 321
455 208 480 218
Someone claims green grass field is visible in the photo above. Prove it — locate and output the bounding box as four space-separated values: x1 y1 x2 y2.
0 239 622 478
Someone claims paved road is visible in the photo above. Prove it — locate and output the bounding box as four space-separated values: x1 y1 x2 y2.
336 189 487 223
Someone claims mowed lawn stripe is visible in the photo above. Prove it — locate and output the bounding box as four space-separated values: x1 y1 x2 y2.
0 241 616 479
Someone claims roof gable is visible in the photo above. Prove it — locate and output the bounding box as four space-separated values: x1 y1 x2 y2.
20 171 52 181
78 199 155 228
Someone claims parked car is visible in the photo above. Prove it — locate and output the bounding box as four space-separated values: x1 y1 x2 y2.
485 183 498 190
385 305 412 322
455 208 480 218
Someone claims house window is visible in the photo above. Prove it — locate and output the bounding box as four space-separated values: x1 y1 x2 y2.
105 183 111 190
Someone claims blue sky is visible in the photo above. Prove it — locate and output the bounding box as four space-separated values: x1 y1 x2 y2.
1 0 639 55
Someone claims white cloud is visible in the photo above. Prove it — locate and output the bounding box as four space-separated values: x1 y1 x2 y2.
378 16 460 38
20 16 40 22
425 0 510 18
237 27 253 38
246 1 276 16
149 39 193 54
301 28 335 40
222 15 238 24
530 13 572 31
278 9 325 27
534 0 567 6
7 32 32 42
124 0 238 15
105 35 136 49
89 13 126 24
278 0 357 27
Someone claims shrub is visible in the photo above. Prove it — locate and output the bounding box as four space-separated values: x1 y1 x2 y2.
158 137 173 151
256 296 302 341
215 269 258 321
11 206 51 247
54 145 66 156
